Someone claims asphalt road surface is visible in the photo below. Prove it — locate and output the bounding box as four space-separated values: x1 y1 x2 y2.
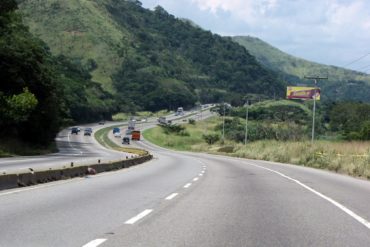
0 107 207 174
0 108 369 246
0 122 131 174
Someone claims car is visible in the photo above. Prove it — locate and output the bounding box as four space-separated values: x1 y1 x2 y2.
122 136 130 145
71 127 79 135
113 127 120 134
98 120 105 125
125 129 132 135
84 128 93 136
114 132 121 138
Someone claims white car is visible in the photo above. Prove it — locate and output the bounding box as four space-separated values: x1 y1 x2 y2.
114 132 121 138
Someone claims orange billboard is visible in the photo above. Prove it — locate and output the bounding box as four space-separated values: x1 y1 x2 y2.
287 86 320 100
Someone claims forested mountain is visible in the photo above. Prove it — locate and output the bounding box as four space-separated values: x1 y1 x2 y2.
18 0 286 111
1 0 115 146
233 36 370 103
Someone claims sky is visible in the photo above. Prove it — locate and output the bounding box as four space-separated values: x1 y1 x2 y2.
140 0 370 73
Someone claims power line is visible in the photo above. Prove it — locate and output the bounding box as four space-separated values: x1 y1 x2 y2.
343 52 370 68
356 64 370 71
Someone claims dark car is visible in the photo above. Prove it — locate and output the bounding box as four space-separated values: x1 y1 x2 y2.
122 136 130 145
71 127 79 135
84 128 93 136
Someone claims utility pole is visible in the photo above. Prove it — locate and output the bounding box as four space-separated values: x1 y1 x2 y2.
244 100 249 146
304 76 328 144
222 103 225 141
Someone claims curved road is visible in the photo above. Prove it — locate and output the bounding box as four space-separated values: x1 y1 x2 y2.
0 122 132 174
0 112 369 246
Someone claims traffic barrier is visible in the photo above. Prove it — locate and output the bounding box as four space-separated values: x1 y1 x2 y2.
18 173 36 187
35 170 62 183
0 154 153 191
0 174 18 190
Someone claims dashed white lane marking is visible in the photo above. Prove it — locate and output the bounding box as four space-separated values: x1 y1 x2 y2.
165 193 179 200
125 209 153 225
247 162 370 230
82 238 107 247
193 177 199 181
199 173 203 176
184 183 192 188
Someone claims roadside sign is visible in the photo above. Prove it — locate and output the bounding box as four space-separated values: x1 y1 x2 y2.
287 86 320 100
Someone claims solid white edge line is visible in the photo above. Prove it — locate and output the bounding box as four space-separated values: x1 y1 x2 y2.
165 193 179 200
247 162 370 230
125 209 153 225
184 183 192 188
82 238 107 247
193 177 199 181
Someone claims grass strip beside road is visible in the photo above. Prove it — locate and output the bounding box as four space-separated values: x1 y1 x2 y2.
143 118 370 179
94 126 148 156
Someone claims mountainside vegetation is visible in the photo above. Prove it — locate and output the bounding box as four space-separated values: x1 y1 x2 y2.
0 0 115 151
233 36 370 103
18 0 286 112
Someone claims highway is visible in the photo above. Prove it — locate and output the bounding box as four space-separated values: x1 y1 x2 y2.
0 122 133 174
0 109 370 246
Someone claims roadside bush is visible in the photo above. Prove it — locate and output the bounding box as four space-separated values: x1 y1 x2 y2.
160 124 185 135
360 121 370 140
188 118 196 125
202 133 220 145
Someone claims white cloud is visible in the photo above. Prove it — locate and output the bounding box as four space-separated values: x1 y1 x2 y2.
141 0 370 67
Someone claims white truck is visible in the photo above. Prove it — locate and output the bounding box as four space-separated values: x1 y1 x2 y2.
175 107 184 116
158 116 172 125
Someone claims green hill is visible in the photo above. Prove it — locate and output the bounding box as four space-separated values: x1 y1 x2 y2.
18 0 130 92
233 36 370 102
18 0 285 111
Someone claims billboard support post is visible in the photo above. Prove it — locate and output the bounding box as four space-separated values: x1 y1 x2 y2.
244 100 249 146
304 76 328 144
311 80 317 144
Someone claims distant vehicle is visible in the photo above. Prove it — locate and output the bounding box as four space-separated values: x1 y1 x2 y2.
98 120 105 125
175 107 184 116
71 127 79 135
84 128 93 136
113 127 121 137
128 120 135 130
122 136 130 145
125 129 132 135
158 116 167 124
131 130 141 140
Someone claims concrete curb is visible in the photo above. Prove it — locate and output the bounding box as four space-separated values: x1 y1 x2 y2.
0 155 152 191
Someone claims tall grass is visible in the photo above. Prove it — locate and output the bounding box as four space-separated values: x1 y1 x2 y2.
143 117 370 179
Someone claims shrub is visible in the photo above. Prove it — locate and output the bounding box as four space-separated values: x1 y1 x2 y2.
160 124 185 135
202 133 220 145
188 118 196 125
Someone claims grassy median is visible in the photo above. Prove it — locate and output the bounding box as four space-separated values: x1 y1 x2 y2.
95 126 148 156
143 117 370 179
